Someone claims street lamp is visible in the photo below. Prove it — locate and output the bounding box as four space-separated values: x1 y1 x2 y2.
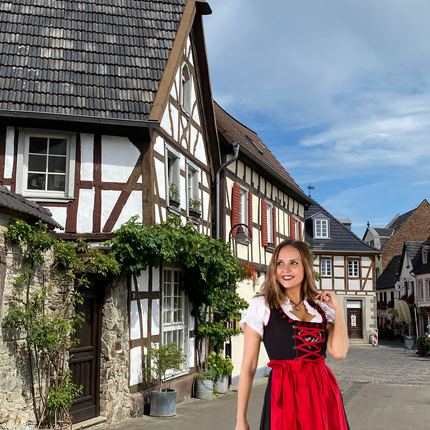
228 223 252 245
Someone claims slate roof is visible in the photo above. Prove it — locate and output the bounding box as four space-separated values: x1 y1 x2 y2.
376 254 401 290
403 241 422 270
374 228 393 237
214 102 311 204
387 209 414 232
0 0 187 121
0 186 63 229
305 200 380 253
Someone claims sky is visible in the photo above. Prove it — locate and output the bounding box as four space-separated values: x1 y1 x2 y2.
203 0 430 238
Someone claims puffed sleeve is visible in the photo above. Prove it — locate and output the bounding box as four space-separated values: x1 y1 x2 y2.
319 301 336 323
239 295 270 338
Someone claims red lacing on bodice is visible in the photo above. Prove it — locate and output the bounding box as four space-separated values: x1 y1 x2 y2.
276 301 327 359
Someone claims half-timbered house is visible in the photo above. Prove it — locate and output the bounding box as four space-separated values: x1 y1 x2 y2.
0 0 220 424
214 103 313 382
305 201 380 344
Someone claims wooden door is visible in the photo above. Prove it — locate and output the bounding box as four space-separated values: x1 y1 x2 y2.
69 285 102 422
347 308 362 338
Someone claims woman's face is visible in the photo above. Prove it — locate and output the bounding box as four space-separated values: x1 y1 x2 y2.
276 245 305 293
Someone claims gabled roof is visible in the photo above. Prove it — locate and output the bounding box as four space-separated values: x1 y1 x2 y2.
376 254 401 290
0 0 191 122
374 227 394 237
402 241 422 270
386 209 415 232
305 200 379 253
214 102 311 205
0 186 63 229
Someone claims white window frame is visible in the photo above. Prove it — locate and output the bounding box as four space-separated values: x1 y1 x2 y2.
314 218 329 238
348 260 359 278
16 130 76 200
239 187 248 225
186 160 199 213
419 280 423 300
181 63 192 114
162 267 189 374
423 249 428 265
165 145 181 204
266 202 273 244
321 258 332 277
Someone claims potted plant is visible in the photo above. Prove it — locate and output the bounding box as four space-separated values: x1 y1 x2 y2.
194 368 217 400
417 336 427 357
188 197 201 217
143 343 187 417
169 183 180 208
207 352 234 394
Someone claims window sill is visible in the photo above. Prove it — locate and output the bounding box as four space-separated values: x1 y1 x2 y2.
180 105 191 117
25 196 75 203
167 205 182 216
265 245 274 253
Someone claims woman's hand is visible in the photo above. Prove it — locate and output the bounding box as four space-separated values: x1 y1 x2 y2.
235 419 250 430
315 290 342 311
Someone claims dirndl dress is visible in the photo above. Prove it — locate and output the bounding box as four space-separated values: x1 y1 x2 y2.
259 302 350 430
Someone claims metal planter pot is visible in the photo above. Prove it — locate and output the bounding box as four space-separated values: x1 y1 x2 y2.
214 375 229 394
194 378 213 399
150 389 177 417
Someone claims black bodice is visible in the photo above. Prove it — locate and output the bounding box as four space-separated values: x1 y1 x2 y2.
263 302 328 361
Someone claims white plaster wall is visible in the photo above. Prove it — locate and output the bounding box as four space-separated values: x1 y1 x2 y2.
334 256 344 265
4 127 14 178
188 337 195 367
152 267 160 292
152 299 160 336
361 257 371 267
334 267 345 277
154 135 164 155
154 158 166 200
203 190 209 223
171 104 179 142
349 279 361 291
194 133 206 164
137 268 149 292
141 299 148 338
321 278 332 290
190 124 198 156
113 191 142 231
47 206 67 231
130 347 143 385
335 278 345 290
155 203 160 224
161 103 172 137
130 301 141 340
101 136 140 183
77 188 94 233
80 133 94 181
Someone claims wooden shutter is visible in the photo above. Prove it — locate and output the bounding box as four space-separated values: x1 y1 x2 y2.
261 201 268 247
232 183 240 235
272 206 277 247
290 216 296 239
248 192 253 241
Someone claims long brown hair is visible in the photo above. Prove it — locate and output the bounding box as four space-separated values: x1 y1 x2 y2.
259 239 318 309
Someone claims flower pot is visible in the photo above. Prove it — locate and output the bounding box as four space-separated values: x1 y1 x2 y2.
194 378 213 399
214 375 229 394
169 196 180 208
150 389 177 417
189 208 201 218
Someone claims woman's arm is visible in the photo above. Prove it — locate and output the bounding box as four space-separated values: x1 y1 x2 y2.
235 324 262 430
315 291 349 360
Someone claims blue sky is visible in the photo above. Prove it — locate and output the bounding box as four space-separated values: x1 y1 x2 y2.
203 0 430 238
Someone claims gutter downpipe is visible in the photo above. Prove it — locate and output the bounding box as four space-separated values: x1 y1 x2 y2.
216 141 239 239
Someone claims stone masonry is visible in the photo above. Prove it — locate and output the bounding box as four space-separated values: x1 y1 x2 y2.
381 199 430 270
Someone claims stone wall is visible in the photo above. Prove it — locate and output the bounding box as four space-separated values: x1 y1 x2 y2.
382 200 430 270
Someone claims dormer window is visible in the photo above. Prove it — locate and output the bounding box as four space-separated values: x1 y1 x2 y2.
181 63 192 114
314 219 329 238
423 248 428 265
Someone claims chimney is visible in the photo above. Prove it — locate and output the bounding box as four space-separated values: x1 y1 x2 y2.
338 218 352 231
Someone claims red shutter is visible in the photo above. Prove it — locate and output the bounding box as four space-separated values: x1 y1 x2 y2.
290 216 296 239
272 207 277 247
298 221 303 241
248 192 253 241
232 183 240 235
261 201 268 247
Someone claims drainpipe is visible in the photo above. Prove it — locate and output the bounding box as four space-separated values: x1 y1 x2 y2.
216 141 239 239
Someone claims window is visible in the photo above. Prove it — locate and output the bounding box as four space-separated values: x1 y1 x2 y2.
17 131 76 199
295 219 300 240
348 260 359 277
163 268 185 350
314 219 329 238
181 63 192 114
423 249 428 265
186 162 199 214
427 280 430 299
419 281 423 300
166 146 181 206
266 202 273 244
321 259 332 277
239 188 248 225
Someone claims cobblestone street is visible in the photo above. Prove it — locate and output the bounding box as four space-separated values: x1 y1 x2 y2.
326 340 430 385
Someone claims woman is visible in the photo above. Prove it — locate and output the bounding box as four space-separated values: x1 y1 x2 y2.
235 239 349 430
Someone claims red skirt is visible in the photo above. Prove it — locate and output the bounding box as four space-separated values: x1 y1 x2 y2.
260 358 349 430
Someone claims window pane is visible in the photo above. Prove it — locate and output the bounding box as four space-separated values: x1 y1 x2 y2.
27 173 46 190
28 154 47 172
29 137 47 154
49 138 67 155
48 156 66 173
47 174 66 191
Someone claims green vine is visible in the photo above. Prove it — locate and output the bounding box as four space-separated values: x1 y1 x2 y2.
3 220 120 426
106 215 250 365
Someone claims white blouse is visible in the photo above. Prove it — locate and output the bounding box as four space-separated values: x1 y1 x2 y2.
239 295 336 338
